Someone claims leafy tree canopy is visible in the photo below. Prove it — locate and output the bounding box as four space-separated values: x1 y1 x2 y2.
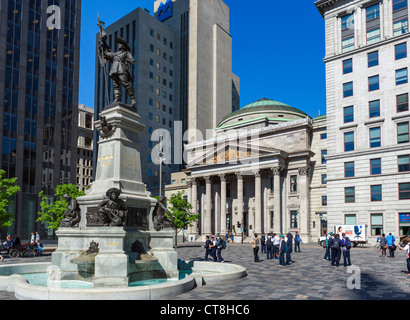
0 170 21 227
37 184 85 231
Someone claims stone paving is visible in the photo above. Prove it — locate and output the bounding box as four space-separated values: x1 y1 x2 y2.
0 243 409 300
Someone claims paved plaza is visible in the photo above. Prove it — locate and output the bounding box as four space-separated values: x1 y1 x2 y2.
0 243 409 300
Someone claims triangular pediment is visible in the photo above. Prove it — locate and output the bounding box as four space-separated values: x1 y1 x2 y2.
188 142 282 167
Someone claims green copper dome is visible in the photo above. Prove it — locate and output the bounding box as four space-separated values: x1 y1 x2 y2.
218 98 309 129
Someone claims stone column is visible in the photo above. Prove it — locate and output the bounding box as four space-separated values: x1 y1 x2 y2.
254 170 262 234
186 179 193 234
272 167 283 235
204 176 212 235
219 174 227 235
191 178 198 235
298 166 311 242
236 172 244 233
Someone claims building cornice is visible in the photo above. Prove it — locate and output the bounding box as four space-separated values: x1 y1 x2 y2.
315 0 341 18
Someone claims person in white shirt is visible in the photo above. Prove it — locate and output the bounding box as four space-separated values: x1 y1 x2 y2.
273 233 280 260
398 241 410 275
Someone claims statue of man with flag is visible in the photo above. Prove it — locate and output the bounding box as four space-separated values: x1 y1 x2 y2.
97 15 136 108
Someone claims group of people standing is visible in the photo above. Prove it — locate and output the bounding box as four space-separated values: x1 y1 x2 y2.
323 233 352 267
204 234 226 263
252 232 302 266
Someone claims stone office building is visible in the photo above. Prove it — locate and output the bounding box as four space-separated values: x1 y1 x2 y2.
165 98 328 242
316 0 410 244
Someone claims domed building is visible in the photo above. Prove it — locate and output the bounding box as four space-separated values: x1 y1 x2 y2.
165 98 328 243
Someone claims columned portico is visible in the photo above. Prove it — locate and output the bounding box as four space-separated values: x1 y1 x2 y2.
163 100 326 244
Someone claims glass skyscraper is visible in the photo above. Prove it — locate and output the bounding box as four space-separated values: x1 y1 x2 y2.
0 0 81 239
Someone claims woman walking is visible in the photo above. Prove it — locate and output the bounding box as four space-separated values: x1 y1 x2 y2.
252 233 260 262
379 233 387 257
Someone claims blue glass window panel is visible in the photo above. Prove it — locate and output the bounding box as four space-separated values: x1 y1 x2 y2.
370 158 382 175
370 127 381 148
369 75 380 91
368 51 379 67
369 100 380 118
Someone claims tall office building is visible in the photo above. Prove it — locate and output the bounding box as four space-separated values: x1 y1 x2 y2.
94 0 239 195
316 0 410 243
0 0 81 239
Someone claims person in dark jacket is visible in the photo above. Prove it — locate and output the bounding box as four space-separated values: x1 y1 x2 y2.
286 232 293 265
279 235 286 266
329 234 335 263
331 234 342 266
204 235 211 261
323 234 331 261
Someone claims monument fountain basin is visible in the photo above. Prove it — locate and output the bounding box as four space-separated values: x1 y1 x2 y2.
0 261 246 300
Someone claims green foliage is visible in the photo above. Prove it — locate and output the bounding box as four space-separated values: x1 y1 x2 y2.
0 170 20 227
37 184 85 231
165 191 200 247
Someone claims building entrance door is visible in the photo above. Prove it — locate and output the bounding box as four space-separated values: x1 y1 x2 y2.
321 218 328 237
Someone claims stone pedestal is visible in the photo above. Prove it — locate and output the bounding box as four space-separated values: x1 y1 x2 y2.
52 103 178 288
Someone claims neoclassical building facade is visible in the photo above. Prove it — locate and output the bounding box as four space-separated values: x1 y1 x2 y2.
165 98 327 242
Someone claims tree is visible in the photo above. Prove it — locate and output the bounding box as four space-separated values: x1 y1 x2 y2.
0 170 21 227
37 184 85 231
164 191 200 248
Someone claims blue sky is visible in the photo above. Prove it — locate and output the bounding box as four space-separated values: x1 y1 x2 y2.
79 0 326 118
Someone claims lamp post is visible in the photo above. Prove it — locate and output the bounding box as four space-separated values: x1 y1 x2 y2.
158 135 166 197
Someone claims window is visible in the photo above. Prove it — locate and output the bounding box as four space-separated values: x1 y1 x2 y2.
396 68 408 85
398 122 410 143
321 150 327 164
395 43 407 60
397 93 409 112
369 100 380 118
322 196 327 206
342 36 355 53
320 133 327 140
148 112 153 120
368 51 379 67
371 185 382 201
290 211 298 228
399 182 410 200
290 175 297 192
344 162 355 178
370 158 382 175
370 127 381 148
150 44 154 52
371 214 383 236
367 27 380 44
398 155 410 172
341 14 355 52
368 75 380 91
150 29 154 37
343 82 353 98
343 59 353 74
344 106 354 123
345 214 356 225
394 0 408 11
344 131 354 151
345 187 355 203
399 213 410 236
366 4 380 21
394 17 408 36
321 174 327 184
